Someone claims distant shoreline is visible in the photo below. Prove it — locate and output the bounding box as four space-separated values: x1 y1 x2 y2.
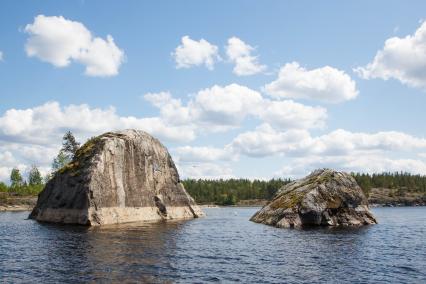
0 193 424 212
200 200 426 208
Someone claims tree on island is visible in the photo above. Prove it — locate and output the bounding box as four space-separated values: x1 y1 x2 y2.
62 131 80 159
51 131 81 172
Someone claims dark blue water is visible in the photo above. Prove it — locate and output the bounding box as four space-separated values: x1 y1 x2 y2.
0 207 425 283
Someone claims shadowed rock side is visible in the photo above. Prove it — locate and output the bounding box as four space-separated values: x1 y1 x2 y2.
250 169 377 228
29 130 204 225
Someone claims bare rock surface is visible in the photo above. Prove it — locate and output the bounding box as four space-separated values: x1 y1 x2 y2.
250 169 377 228
30 130 204 225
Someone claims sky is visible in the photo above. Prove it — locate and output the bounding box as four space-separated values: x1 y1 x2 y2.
1 0 426 182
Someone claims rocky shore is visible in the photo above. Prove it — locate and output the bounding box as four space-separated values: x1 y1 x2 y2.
368 187 426 207
0 195 37 211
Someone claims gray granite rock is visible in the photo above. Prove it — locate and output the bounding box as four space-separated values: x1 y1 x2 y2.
29 130 204 225
250 169 377 228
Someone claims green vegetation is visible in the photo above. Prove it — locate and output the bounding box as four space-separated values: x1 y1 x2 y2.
28 165 43 186
52 131 81 173
182 178 291 205
0 166 44 196
62 130 81 158
10 168 24 188
183 172 426 205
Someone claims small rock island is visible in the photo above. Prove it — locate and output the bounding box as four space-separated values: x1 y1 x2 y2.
250 169 377 228
30 130 204 225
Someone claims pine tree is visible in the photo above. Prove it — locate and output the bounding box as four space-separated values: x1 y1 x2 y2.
62 131 80 160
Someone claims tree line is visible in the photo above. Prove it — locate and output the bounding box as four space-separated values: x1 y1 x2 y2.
183 178 291 205
183 172 426 205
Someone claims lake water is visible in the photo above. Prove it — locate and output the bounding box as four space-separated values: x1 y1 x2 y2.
0 207 425 283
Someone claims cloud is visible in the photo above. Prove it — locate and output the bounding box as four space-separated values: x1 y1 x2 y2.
24 15 124 77
0 151 17 167
275 154 426 178
228 125 426 177
171 123 426 178
226 37 266 76
355 21 426 88
173 146 235 163
264 62 358 103
144 91 191 125
259 100 327 130
172 36 220 70
230 124 312 157
231 126 426 158
0 101 195 147
0 51 3 61
189 84 263 128
177 162 234 180
308 129 426 155
144 84 327 131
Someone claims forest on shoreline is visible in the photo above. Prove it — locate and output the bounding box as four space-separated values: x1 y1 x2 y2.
2 169 426 206
183 173 426 205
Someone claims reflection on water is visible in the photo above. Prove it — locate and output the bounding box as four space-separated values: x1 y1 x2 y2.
0 207 425 283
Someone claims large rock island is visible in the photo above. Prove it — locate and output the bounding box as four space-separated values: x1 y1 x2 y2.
250 169 377 228
30 130 204 225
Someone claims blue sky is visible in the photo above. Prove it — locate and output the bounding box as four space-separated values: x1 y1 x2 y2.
1 1 426 181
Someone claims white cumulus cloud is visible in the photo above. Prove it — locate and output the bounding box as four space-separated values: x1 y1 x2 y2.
264 62 358 103
174 146 235 163
275 155 426 178
226 37 266 76
144 84 327 132
230 124 311 157
177 162 234 180
259 100 327 130
24 15 124 77
230 126 426 158
355 21 426 88
172 36 220 70
189 84 263 128
0 101 195 146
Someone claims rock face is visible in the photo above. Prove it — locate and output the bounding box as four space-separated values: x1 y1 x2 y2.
250 169 377 228
30 130 204 225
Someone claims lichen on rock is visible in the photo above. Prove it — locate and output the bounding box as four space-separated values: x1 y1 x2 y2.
250 169 377 228
29 129 204 225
